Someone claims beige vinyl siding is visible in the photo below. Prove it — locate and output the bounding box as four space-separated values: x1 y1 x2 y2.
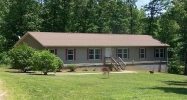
45 47 167 64
48 47 105 64
19 35 44 50
113 47 167 62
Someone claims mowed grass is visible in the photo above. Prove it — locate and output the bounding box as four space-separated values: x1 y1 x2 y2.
1 68 187 100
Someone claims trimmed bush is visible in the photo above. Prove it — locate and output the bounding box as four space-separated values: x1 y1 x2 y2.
30 50 61 75
56 57 64 72
67 64 77 72
93 67 97 71
8 43 35 72
82 67 88 71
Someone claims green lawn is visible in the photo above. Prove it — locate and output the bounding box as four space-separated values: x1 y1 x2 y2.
0 67 187 100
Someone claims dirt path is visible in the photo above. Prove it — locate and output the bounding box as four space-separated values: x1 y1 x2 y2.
0 80 6 100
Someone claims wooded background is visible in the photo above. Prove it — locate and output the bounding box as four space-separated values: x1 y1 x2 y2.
0 0 187 74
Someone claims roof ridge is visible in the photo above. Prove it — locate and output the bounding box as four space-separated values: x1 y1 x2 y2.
29 32 151 36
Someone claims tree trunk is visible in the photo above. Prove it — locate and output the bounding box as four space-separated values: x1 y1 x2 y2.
43 70 48 75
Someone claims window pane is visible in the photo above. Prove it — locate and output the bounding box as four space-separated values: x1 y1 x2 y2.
68 55 73 60
123 54 128 58
156 53 159 57
160 49 164 52
49 50 54 53
156 49 159 52
123 49 127 53
141 49 144 53
68 50 73 54
141 54 145 58
160 53 164 57
118 54 122 58
95 55 100 59
118 49 122 53
95 49 100 54
89 49 94 54
89 55 94 59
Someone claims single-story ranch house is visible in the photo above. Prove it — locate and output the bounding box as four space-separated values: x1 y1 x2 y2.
15 32 169 71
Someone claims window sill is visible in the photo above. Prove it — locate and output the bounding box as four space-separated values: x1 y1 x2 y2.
88 59 101 60
67 60 74 61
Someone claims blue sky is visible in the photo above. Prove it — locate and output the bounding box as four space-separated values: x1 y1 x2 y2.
136 0 150 9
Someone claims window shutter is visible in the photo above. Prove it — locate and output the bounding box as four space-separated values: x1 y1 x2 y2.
100 48 102 60
139 48 140 59
145 49 146 58
164 48 166 58
74 49 76 60
116 48 118 57
128 48 129 59
87 48 89 60
66 49 67 61
55 49 57 55
154 48 156 58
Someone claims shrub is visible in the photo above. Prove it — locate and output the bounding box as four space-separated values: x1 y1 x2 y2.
93 67 96 71
82 67 88 71
8 43 35 72
167 53 184 74
0 52 10 65
30 50 60 75
67 64 77 72
56 57 64 72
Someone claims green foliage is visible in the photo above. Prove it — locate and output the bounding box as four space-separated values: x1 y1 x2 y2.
93 67 97 71
82 67 88 71
30 50 60 75
67 64 77 72
56 56 64 72
0 35 6 51
1 0 43 50
8 43 35 72
168 59 184 74
0 52 10 65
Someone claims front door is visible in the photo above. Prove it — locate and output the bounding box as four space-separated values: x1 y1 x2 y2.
105 48 112 57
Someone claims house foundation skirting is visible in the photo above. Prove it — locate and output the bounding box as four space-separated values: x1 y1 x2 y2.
125 64 167 73
64 61 168 73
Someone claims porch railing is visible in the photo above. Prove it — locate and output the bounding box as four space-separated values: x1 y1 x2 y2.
104 57 126 71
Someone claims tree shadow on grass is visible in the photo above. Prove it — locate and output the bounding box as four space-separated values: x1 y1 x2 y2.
27 73 56 76
144 80 187 95
162 80 187 86
5 70 35 73
149 87 187 95
5 70 55 76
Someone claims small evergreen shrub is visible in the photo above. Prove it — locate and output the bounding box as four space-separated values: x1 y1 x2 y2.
56 57 64 72
67 64 77 72
82 67 88 71
93 67 96 71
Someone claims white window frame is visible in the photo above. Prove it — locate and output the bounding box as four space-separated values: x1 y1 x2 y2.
140 48 145 59
117 48 128 59
89 48 100 60
49 49 55 54
155 48 164 58
67 49 74 61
